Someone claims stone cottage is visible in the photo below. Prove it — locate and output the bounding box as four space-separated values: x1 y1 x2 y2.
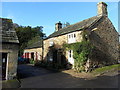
0 18 19 80
23 41 43 61
43 2 119 71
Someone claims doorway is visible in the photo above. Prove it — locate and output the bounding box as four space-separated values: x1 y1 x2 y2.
31 52 34 60
68 50 74 65
53 50 57 63
2 53 8 80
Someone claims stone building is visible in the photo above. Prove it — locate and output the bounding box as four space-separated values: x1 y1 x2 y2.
0 18 19 80
43 2 119 70
23 41 43 61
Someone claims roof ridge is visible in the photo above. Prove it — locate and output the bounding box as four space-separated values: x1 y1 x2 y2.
26 40 42 49
85 15 103 29
46 15 103 39
61 15 98 30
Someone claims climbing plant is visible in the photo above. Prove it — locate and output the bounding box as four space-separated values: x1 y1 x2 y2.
63 30 94 72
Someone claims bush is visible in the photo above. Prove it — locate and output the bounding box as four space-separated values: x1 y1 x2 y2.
63 37 94 72
34 60 42 66
30 59 35 64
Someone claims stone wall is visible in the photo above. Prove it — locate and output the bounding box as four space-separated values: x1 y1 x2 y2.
24 47 42 60
43 30 83 62
0 43 19 80
89 16 119 66
43 34 67 61
43 16 119 70
1 18 19 80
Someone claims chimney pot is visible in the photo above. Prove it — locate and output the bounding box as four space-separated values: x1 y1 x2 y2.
97 2 108 16
55 21 62 31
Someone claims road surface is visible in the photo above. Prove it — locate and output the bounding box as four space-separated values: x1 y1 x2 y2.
18 64 119 88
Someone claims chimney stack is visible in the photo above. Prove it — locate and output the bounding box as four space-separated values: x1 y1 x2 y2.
55 21 62 32
97 2 108 16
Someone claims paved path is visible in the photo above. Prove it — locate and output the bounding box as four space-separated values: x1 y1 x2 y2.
18 64 119 88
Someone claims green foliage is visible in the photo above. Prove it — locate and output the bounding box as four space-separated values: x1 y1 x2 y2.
30 59 35 64
64 41 93 72
63 30 94 72
15 25 46 56
2 79 20 88
34 60 42 66
7 19 12 23
92 64 120 75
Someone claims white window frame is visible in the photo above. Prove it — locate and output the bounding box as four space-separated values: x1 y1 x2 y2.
68 32 76 44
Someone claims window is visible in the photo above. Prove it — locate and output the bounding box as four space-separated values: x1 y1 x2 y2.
71 34 73 38
69 50 71 57
68 33 76 43
69 35 70 38
74 34 76 37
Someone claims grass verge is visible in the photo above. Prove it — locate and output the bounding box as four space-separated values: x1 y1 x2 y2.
92 64 120 76
2 79 21 88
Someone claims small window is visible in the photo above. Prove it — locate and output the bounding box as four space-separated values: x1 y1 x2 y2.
71 34 73 38
74 34 76 38
69 50 71 57
69 35 70 38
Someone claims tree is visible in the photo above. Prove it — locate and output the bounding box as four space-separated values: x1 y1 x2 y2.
15 25 45 56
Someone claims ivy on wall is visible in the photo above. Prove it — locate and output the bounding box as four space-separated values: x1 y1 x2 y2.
63 30 94 72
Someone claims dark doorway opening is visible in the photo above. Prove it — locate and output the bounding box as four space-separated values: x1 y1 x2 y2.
2 53 7 80
31 52 34 60
61 54 66 65
53 50 57 63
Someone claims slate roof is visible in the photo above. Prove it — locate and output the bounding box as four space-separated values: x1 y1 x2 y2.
0 18 19 44
25 40 42 49
45 15 103 39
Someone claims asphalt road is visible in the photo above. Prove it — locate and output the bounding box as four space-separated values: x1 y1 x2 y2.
18 64 119 88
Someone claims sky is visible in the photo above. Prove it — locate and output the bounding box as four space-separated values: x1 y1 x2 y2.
1 2 118 36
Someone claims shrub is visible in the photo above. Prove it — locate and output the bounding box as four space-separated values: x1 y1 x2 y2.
30 59 35 64
63 30 94 72
34 60 42 66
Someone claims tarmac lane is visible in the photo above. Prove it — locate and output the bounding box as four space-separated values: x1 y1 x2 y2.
17 64 119 88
